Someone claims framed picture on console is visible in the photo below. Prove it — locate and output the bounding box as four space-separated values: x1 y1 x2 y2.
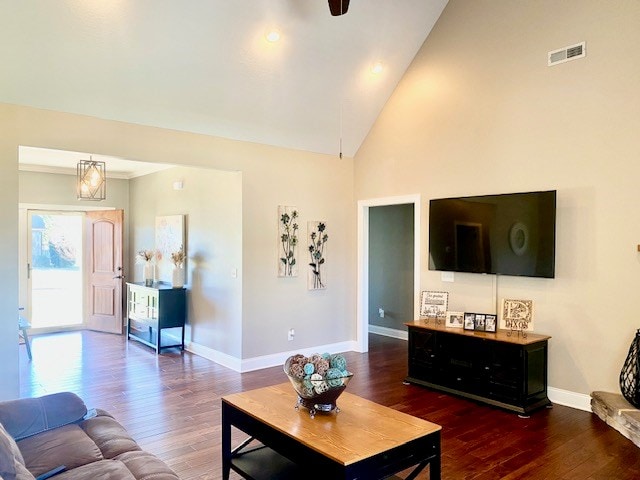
485 314 497 333
420 291 449 319
501 299 534 332
463 313 476 330
474 314 486 332
445 311 464 329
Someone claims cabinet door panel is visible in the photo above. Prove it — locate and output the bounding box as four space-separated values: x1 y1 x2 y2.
408 329 438 381
147 293 159 320
438 334 487 392
131 302 149 318
486 343 523 403
526 345 547 396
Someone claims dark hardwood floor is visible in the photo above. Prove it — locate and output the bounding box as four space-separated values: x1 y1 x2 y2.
18 331 639 479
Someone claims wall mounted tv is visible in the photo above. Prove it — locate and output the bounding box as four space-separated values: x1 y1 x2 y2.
428 190 556 278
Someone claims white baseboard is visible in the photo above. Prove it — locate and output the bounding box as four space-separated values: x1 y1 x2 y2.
186 340 358 373
240 341 358 372
185 341 242 372
187 338 591 413
368 324 408 341
548 386 592 412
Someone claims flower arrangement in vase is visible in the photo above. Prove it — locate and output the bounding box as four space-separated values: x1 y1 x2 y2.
170 246 186 288
136 249 157 286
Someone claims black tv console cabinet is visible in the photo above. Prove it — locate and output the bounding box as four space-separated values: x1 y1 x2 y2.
405 322 551 415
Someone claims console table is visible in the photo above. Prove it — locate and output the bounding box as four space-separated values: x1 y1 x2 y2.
126 282 186 353
405 321 551 415
221 383 441 480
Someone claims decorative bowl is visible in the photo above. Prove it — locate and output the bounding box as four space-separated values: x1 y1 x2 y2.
284 354 353 418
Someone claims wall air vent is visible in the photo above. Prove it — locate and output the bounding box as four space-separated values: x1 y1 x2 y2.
548 41 586 66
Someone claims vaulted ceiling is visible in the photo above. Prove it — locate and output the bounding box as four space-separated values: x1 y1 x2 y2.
1 1 447 160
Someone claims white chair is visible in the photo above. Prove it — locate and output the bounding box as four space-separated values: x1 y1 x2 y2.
18 308 32 360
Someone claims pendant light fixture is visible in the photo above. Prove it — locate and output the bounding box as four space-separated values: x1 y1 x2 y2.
339 103 343 159
77 156 106 201
328 0 350 16
335 0 347 158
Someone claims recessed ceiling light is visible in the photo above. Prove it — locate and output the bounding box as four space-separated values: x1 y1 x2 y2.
371 62 384 75
265 29 281 43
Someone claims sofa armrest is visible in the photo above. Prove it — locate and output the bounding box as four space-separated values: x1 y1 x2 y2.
0 392 87 441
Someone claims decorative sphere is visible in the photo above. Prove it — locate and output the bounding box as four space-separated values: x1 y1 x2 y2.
326 368 343 388
291 354 305 364
310 373 324 387
301 382 314 397
314 382 329 394
289 363 304 379
330 354 347 371
314 359 329 376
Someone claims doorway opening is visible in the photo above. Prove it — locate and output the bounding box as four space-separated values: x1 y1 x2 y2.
28 210 84 330
368 203 415 337
357 194 421 352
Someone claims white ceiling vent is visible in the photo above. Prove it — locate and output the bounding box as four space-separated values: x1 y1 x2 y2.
548 41 586 66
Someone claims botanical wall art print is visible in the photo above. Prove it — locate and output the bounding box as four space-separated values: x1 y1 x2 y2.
155 215 185 283
307 221 328 290
278 206 299 277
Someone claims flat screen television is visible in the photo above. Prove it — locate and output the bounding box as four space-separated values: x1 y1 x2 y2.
428 190 556 278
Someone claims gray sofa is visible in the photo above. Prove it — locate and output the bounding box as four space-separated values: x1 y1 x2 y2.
0 392 179 480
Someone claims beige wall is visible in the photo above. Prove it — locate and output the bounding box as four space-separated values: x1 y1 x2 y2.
1 102 355 381
355 0 640 394
129 166 243 357
19 170 130 208
240 154 355 358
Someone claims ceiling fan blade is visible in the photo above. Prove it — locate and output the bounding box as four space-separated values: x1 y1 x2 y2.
328 0 350 16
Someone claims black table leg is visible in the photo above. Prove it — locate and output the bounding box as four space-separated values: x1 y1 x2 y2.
222 403 231 480
429 435 441 480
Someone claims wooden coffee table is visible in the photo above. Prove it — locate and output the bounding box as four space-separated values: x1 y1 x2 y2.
221 383 441 479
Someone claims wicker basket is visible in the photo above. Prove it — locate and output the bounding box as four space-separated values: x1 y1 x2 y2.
620 329 640 408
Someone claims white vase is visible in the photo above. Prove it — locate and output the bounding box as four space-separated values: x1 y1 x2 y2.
172 266 184 288
143 263 154 286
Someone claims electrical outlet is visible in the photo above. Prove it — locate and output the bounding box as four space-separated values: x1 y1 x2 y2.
441 271 455 282
288 328 295 341
378 308 385 318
